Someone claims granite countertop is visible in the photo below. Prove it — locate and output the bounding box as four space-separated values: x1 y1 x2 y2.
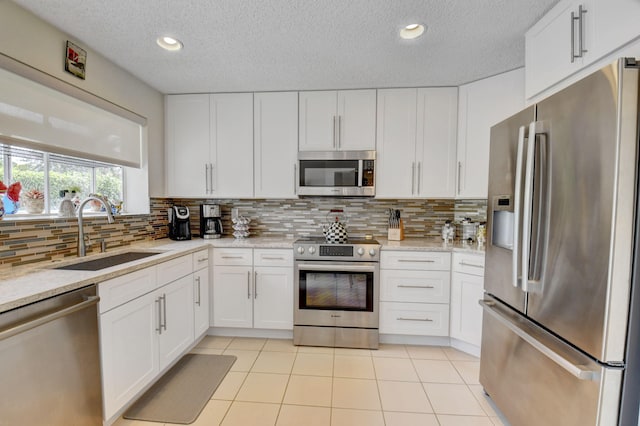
0 236 482 313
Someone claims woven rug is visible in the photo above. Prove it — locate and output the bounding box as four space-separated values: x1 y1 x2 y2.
123 353 236 424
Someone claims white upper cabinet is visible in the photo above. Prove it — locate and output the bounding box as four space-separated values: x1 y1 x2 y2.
456 69 525 199
210 93 254 198
376 88 457 198
526 0 640 100
299 89 376 151
166 94 210 197
254 92 298 198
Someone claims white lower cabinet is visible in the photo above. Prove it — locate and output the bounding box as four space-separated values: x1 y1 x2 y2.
450 252 485 348
99 252 208 422
212 248 293 330
379 250 451 336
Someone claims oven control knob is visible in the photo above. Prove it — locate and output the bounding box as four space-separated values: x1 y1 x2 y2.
308 247 316 254
357 248 365 256
297 246 305 254
369 249 377 257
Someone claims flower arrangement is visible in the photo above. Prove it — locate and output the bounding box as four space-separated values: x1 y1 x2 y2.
0 181 21 215
23 189 45 214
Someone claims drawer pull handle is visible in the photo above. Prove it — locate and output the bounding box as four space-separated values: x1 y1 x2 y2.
398 259 436 263
398 285 435 289
222 256 244 259
397 317 433 322
262 256 285 260
197 257 208 263
459 261 483 268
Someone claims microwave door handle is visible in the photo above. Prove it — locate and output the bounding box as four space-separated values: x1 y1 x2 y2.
358 160 363 187
512 126 527 289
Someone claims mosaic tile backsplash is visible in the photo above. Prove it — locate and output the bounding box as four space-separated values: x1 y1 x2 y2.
0 198 486 268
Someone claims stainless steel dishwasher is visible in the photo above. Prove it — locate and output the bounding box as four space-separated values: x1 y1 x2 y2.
0 284 102 425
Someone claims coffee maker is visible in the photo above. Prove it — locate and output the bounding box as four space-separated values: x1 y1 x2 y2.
200 204 223 239
168 205 191 240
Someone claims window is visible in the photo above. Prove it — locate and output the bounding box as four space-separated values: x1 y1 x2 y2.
0 144 123 216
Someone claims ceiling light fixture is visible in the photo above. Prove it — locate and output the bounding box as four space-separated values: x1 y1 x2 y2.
156 36 183 51
400 23 425 40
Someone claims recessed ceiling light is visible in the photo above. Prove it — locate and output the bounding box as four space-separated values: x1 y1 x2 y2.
400 23 425 40
156 36 183 51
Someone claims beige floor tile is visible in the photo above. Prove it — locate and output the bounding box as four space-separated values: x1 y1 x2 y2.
283 375 333 407
190 347 224 355
212 371 247 401
443 347 479 361
377 380 433 413
333 355 375 379
235 372 289 403
221 401 280 426
453 361 480 385
252 351 296 374
468 385 501 417
334 347 372 357
197 335 233 349
227 337 267 350
292 353 334 376
191 399 231 426
383 411 439 426
437 414 495 426
263 339 298 352
113 418 160 426
413 359 464 383
222 349 260 372
371 344 409 358
297 345 335 354
372 357 419 381
423 383 486 416
330 408 385 426
406 345 449 360
276 405 331 426
332 377 381 410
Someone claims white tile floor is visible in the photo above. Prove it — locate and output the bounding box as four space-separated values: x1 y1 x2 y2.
114 337 508 426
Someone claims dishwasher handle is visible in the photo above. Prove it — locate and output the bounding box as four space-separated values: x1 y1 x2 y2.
0 295 100 342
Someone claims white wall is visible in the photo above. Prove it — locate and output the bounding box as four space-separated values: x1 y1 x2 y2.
0 1 165 197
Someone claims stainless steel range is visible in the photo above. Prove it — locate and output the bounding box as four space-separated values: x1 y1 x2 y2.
293 237 380 349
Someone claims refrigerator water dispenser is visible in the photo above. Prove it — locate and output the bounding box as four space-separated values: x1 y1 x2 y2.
492 195 513 250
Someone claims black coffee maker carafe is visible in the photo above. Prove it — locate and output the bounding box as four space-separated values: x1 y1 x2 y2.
168 205 191 240
200 204 223 239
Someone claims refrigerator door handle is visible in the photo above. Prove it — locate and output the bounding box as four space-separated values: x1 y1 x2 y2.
479 300 599 381
512 125 527 289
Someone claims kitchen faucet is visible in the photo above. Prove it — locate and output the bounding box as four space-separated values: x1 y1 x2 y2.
77 195 115 257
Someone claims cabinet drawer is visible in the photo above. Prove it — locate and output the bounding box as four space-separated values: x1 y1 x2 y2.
157 255 193 286
98 266 157 313
380 270 450 303
452 252 485 276
379 302 449 336
213 248 253 266
381 251 451 271
253 249 292 267
192 249 210 271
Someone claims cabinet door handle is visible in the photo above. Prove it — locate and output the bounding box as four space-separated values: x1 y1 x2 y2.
254 271 258 299
398 284 435 289
577 5 587 58
570 5 588 62
411 162 416 194
155 297 162 335
397 317 433 322
293 164 297 195
205 164 210 193
333 116 337 148
417 162 421 194
247 271 251 299
459 261 484 268
209 163 215 192
161 294 167 331
457 161 462 195
338 115 342 149
195 276 201 306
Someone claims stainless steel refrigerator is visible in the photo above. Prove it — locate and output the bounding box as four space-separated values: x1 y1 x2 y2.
480 58 640 426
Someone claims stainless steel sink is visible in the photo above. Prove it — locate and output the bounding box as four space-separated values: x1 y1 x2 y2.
54 251 163 271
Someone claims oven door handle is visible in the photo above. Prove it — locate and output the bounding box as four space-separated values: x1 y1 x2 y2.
296 262 378 273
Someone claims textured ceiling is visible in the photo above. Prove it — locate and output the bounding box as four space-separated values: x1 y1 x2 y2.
13 0 560 94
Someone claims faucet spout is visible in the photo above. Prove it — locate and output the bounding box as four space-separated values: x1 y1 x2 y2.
77 195 115 257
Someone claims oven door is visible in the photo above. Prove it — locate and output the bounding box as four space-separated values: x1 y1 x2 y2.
294 260 379 329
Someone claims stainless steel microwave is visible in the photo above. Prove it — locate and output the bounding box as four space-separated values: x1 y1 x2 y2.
297 150 375 197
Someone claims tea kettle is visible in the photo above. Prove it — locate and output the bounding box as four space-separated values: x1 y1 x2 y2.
322 209 348 244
